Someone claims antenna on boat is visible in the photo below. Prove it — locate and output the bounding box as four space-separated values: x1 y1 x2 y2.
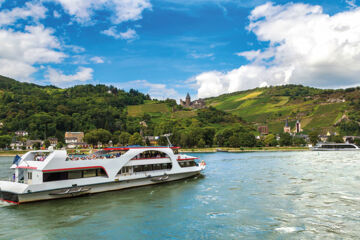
162 133 173 147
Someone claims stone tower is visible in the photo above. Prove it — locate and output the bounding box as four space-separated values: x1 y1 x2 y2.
295 120 302 133
284 118 291 133
185 93 191 107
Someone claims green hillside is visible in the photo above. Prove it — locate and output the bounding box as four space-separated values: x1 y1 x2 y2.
206 85 360 134
0 75 249 148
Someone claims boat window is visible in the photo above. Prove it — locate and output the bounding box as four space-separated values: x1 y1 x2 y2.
132 151 168 160
43 168 108 182
179 161 197 168
27 172 32 180
68 171 82 179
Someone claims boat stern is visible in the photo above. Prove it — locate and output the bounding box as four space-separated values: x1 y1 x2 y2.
0 181 28 204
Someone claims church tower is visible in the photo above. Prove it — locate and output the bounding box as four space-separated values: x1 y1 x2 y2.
185 93 191 107
284 118 291 133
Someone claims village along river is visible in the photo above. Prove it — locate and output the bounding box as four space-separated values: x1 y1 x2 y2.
0 151 360 239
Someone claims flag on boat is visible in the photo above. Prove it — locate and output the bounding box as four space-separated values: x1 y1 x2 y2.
12 155 21 165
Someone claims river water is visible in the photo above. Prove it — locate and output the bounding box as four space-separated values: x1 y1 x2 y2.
0 151 360 239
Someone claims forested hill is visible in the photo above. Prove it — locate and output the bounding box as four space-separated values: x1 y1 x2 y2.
205 85 360 135
0 75 248 148
0 75 151 141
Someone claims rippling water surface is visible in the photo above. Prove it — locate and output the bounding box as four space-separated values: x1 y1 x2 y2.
1 151 360 239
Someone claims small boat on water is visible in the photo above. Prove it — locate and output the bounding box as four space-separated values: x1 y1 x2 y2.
0 146 206 204
311 143 360 151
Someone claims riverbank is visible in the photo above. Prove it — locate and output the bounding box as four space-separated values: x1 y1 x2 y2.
179 146 309 153
0 146 309 157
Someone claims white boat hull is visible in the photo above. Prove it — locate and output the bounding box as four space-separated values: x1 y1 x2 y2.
15 171 201 203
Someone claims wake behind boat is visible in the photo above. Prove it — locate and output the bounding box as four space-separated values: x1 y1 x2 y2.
0 146 206 204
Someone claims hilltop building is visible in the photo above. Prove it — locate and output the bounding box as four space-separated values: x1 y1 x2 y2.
180 93 206 109
283 119 291 133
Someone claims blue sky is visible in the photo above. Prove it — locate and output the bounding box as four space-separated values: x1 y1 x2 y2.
0 0 359 100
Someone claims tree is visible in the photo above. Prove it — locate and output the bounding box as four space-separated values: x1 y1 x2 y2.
84 129 112 146
44 139 51 148
0 135 11 149
197 138 205 148
279 133 292 146
119 132 131 146
354 138 360 146
129 132 143 145
33 142 41 150
309 130 320 145
293 136 306 146
264 134 278 146
56 142 64 149
238 132 256 147
328 135 344 143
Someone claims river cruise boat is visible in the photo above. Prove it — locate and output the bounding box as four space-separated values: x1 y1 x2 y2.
311 143 360 151
0 146 205 204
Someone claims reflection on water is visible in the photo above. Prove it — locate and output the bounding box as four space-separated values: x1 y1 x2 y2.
1 151 360 239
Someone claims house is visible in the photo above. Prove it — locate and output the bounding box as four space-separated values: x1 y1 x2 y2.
66 142 90 149
144 136 159 145
48 137 58 146
257 125 269 135
15 130 28 137
65 132 84 144
26 140 43 150
10 141 24 150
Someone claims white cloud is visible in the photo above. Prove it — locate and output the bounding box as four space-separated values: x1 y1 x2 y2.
195 2 360 98
120 80 181 100
90 56 105 64
0 2 47 27
50 0 151 25
0 59 36 80
0 25 66 80
102 27 137 40
46 66 93 87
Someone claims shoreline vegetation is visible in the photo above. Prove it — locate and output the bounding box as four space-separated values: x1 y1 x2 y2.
0 147 309 157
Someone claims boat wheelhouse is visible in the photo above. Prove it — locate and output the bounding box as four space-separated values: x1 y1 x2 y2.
311 143 360 151
0 146 205 204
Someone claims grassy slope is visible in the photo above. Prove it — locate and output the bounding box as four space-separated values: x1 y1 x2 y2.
205 86 349 134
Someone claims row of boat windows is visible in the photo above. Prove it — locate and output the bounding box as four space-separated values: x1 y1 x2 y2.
43 168 107 182
318 144 357 149
119 163 173 174
132 151 168 160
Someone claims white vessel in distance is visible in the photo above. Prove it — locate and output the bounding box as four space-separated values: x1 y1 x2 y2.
0 146 206 204
311 142 360 151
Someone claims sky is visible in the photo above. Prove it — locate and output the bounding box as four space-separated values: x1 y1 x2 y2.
0 0 359 100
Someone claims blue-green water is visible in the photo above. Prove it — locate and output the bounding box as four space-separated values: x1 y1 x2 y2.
1 151 360 239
